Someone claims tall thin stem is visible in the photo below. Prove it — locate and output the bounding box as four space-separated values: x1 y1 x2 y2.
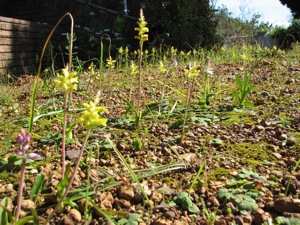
15 147 26 221
44 128 92 225
61 93 68 176
137 46 143 114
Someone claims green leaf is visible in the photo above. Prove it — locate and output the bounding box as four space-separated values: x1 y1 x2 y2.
242 100 253 107
14 216 34 225
175 192 189 200
242 182 254 190
118 218 128 225
128 213 140 221
0 197 8 225
57 164 71 199
238 201 258 212
217 188 229 201
226 178 238 187
275 216 300 225
188 204 200 213
232 91 240 101
209 138 223 146
235 75 243 90
30 173 45 202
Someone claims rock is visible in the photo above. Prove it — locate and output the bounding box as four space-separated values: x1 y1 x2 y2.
6 183 15 194
21 199 36 211
100 192 114 209
265 201 275 211
271 170 283 178
253 208 272 225
156 184 176 196
235 214 252 225
272 153 282 160
101 199 113 209
173 220 188 225
208 196 220 207
144 199 154 208
282 176 299 194
287 136 297 145
100 192 114 202
114 199 131 209
274 197 300 213
153 218 172 225
294 172 300 180
62 215 75 225
283 212 300 220
29 169 39 174
178 153 197 163
164 210 176 219
254 125 265 132
68 208 82 223
214 216 227 225
223 202 237 215
254 98 265 106
117 185 135 200
152 191 163 203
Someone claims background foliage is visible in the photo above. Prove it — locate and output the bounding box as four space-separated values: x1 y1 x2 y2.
144 0 218 50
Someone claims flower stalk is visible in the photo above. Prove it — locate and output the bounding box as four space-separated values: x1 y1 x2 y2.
55 66 78 176
14 129 41 221
45 93 107 224
134 9 148 117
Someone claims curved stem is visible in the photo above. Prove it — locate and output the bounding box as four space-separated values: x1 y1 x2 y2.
28 12 74 133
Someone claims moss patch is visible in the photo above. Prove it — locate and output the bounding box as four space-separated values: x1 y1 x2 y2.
220 110 255 126
224 142 276 167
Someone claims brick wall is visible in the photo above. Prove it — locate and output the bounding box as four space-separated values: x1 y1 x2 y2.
0 16 51 75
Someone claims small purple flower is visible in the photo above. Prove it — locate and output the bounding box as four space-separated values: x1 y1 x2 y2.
28 152 42 159
16 129 31 150
14 148 23 156
13 129 41 160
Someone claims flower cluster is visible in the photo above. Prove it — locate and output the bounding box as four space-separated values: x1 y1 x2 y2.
130 61 139 76
77 92 108 128
55 66 78 93
184 63 200 79
14 129 41 159
158 61 167 74
106 56 116 69
134 9 148 45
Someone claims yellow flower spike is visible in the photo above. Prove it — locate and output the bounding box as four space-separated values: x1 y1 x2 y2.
78 92 108 128
171 47 177 56
55 66 78 94
158 61 167 74
106 56 116 69
130 61 139 76
118 46 124 54
184 63 200 79
134 9 148 45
